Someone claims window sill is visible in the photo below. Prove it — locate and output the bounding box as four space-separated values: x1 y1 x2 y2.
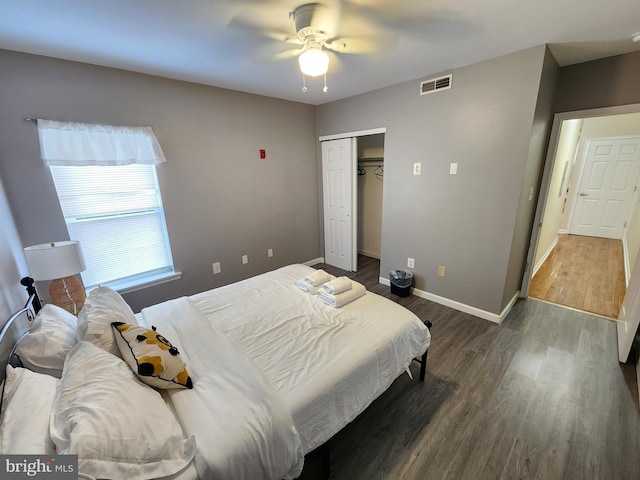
88 271 182 295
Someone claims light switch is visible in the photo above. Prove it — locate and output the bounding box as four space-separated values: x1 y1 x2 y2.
450 163 458 175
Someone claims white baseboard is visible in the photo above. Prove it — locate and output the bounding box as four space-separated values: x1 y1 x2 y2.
304 257 324 266
558 228 569 234
358 249 381 260
533 237 558 277
378 277 519 324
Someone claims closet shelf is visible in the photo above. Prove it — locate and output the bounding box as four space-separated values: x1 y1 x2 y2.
358 157 384 162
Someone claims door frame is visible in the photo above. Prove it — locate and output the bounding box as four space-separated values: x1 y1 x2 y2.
522 103 640 364
319 127 386 272
522 103 640 298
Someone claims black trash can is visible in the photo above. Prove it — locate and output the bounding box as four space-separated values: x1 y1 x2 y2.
389 270 413 297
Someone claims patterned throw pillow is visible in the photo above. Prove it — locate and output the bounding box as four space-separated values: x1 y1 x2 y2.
111 322 193 389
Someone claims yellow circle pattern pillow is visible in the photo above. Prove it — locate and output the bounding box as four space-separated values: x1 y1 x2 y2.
111 322 193 389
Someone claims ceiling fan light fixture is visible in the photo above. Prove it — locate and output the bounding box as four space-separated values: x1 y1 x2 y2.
298 47 329 77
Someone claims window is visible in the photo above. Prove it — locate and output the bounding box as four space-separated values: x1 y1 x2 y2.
49 164 175 291
37 119 177 292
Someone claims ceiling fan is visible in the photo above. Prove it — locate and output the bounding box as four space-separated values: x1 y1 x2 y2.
231 1 390 93
230 1 472 93
288 4 341 75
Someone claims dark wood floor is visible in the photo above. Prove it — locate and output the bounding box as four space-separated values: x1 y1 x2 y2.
299 255 640 480
529 234 626 319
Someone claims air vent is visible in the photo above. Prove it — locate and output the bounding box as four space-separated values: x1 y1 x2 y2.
420 74 452 95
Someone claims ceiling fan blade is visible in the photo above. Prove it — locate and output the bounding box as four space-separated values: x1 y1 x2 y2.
227 13 295 44
325 33 397 55
326 50 344 73
274 48 304 60
340 1 478 43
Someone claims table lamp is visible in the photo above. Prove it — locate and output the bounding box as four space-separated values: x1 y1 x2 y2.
24 240 86 315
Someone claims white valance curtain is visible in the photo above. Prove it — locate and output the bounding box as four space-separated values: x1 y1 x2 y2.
37 119 166 166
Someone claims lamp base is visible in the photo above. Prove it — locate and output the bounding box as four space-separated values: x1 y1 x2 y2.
49 276 86 316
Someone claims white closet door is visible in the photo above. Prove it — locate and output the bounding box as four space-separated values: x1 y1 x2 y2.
322 138 355 271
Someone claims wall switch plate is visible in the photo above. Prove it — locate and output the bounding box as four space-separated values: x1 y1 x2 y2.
242 255 248 264
413 162 421 175
438 265 446 277
212 262 221 274
407 257 415 268
267 248 273 257
450 163 458 175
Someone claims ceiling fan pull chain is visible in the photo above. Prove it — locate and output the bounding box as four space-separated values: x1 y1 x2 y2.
323 74 328 93
302 74 307 92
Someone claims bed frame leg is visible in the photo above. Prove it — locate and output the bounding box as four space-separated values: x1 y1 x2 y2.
419 320 431 382
419 350 427 381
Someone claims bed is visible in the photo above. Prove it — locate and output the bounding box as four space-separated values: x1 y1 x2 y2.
0 264 431 480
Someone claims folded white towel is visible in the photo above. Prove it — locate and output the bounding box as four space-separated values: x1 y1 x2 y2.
322 276 352 295
317 281 366 308
296 279 321 294
304 269 331 287
295 274 336 294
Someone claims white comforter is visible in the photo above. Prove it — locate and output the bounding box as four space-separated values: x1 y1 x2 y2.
142 297 304 480
190 264 431 453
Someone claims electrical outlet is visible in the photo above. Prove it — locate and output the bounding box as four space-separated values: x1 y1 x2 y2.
242 255 248 264
268 248 273 258
407 257 415 268
438 266 446 277
212 262 221 274
413 162 421 176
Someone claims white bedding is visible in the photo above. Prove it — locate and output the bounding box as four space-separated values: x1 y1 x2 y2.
141 297 304 480
141 264 431 455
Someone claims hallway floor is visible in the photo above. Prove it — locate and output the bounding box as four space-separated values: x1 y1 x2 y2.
529 234 626 319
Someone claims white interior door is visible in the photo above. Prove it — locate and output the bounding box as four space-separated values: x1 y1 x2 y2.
570 137 640 239
322 138 355 271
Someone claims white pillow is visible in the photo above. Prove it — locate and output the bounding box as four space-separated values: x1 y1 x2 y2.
0 365 58 454
50 341 195 480
77 286 137 357
14 303 77 378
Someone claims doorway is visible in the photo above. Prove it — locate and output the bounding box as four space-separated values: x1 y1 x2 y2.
525 109 640 319
320 128 386 272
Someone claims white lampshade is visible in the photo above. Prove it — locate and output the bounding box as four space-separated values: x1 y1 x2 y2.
299 47 329 77
24 241 86 280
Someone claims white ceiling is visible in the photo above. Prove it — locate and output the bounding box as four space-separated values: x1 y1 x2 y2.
1 0 639 105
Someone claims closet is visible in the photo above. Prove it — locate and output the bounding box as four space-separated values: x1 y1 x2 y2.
357 133 384 259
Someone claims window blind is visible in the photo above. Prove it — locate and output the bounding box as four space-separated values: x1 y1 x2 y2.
49 164 174 290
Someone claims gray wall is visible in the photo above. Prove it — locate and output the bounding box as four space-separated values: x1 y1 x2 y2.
502 47 559 307
0 49 320 312
555 50 640 113
317 45 550 315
